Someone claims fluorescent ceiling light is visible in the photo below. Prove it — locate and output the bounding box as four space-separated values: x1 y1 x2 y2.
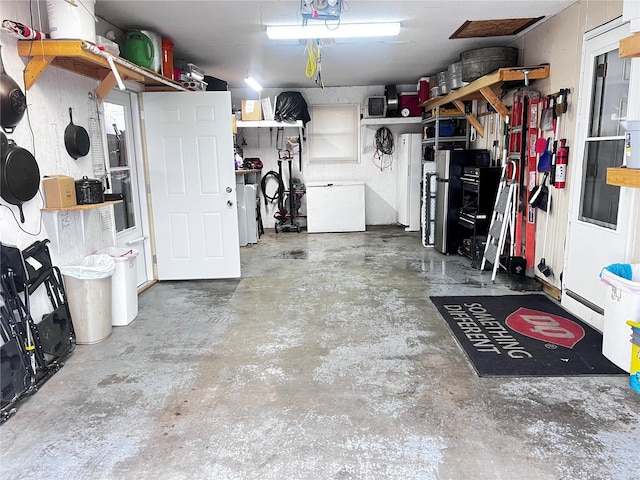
266 22 401 40
244 76 262 92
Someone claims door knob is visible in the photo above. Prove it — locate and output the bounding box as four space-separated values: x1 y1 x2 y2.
227 200 233 207
226 187 232 193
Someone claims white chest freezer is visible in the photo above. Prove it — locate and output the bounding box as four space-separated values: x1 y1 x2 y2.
306 181 365 233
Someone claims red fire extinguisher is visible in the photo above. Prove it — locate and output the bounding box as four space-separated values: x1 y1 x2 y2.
555 139 568 189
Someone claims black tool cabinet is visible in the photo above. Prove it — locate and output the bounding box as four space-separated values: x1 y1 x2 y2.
458 166 501 267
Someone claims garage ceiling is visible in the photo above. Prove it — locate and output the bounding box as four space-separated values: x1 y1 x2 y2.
95 0 575 88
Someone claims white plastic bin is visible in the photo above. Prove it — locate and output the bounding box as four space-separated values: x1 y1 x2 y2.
60 254 115 344
600 264 640 372
96 248 139 326
46 0 96 43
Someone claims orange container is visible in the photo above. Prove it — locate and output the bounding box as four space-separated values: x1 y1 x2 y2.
161 37 174 79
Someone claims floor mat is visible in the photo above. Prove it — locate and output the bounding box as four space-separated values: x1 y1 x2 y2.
430 294 626 377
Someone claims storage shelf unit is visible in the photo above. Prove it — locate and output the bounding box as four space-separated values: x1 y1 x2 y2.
17 40 187 100
422 113 469 162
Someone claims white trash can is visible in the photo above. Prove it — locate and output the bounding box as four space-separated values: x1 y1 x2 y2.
600 263 640 372
60 254 115 344
96 248 139 326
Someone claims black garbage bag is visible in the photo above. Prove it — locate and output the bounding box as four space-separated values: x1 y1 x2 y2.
274 92 311 125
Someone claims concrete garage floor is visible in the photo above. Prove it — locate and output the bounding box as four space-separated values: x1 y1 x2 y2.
1 226 639 479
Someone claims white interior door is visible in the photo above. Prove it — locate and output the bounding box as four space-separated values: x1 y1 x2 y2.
563 21 638 330
103 90 151 287
141 91 240 280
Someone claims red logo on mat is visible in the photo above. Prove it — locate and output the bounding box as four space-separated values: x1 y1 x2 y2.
506 307 585 349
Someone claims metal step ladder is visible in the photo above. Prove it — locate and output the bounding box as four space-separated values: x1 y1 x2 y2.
481 161 518 281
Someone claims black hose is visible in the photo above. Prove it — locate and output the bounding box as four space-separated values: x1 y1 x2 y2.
374 127 394 156
261 170 284 206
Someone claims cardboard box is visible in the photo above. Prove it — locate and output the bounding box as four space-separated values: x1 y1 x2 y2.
43 175 77 208
241 100 262 121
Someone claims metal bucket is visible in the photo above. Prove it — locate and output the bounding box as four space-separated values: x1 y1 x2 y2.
460 46 519 82
437 70 449 95
447 62 465 90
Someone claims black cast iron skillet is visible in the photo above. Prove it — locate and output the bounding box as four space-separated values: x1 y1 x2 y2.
0 132 40 223
64 107 90 159
0 45 27 133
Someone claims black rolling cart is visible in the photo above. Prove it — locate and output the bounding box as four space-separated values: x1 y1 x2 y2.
274 131 305 233
274 154 305 233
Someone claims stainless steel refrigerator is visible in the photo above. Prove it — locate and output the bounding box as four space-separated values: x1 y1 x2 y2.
434 149 490 254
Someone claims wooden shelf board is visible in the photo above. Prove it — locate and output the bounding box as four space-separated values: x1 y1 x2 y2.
420 65 551 120
42 200 122 212
620 32 640 58
18 40 185 98
606 167 640 188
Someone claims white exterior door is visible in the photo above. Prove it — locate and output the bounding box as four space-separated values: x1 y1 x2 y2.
103 90 151 287
141 91 240 280
563 21 639 330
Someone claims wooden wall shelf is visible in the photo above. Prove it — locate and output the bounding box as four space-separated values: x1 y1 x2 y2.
420 65 551 126
620 32 640 58
606 167 640 188
42 200 122 212
42 200 122 249
17 40 187 100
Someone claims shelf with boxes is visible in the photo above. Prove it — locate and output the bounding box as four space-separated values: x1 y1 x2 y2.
41 175 121 250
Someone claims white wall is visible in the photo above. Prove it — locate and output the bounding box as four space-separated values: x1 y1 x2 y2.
230 86 422 228
1 1 114 268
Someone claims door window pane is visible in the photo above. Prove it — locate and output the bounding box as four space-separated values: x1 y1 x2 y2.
589 52 630 137
104 101 135 233
579 48 630 230
579 140 622 228
111 169 135 231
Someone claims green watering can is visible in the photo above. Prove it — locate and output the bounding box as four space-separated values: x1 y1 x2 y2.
122 30 154 69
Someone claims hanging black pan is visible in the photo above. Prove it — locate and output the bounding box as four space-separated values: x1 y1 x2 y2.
1 132 40 223
64 107 90 159
0 45 27 133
